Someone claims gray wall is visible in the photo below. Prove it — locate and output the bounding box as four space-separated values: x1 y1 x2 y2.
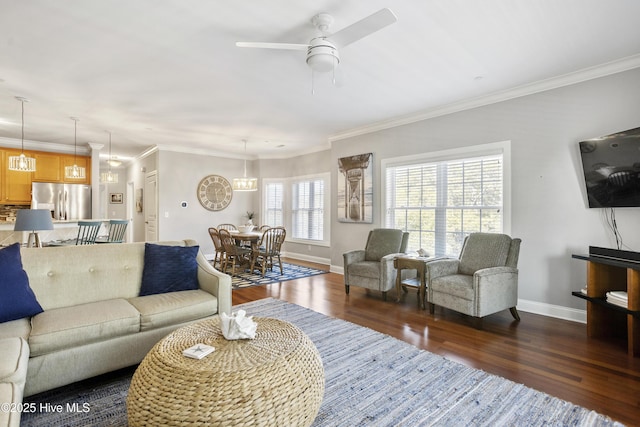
331 67 640 312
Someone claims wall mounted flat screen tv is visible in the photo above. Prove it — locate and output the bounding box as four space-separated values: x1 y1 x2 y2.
579 126 640 208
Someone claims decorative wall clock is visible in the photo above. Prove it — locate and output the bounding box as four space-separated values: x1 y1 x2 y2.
197 175 233 211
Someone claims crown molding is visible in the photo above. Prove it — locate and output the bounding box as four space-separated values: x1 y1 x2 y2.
155 141 331 160
329 54 640 142
0 136 91 155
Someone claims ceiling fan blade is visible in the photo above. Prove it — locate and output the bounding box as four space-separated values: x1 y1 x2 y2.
235 42 309 51
329 8 397 48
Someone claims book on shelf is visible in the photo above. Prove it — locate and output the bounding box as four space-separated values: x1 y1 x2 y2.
183 343 215 359
605 291 628 308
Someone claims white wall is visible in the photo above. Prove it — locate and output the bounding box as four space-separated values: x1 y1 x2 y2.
156 150 258 257
127 150 158 242
330 67 640 316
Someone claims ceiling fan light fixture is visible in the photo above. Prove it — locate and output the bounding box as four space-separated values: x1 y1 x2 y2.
306 38 340 72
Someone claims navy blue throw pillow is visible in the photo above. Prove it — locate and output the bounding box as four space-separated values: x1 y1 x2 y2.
0 243 44 323
139 243 200 296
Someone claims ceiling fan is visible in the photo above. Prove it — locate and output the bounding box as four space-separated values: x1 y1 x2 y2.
236 8 397 74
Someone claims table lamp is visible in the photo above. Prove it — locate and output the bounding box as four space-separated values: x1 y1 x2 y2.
14 209 54 248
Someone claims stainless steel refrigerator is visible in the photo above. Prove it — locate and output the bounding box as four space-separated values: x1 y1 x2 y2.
31 182 92 220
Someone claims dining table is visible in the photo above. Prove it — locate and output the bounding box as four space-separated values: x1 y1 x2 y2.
229 229 263 249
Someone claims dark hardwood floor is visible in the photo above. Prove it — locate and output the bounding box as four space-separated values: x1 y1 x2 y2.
233 259 640 426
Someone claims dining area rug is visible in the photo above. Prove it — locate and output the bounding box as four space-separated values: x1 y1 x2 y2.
20 298 622 426
224 261 329 289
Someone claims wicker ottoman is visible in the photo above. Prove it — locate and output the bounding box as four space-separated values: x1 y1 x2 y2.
126 317 324 426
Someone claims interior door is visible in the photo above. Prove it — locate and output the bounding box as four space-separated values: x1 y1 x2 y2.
145 170 158 242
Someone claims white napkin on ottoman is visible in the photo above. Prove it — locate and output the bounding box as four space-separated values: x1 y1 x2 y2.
220 310 257 340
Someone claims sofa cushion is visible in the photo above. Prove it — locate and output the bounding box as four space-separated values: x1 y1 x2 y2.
0 318 31 341
139 243 199 296
127 289 217 331
0 337 29 384
0 243 43 323
29 299 140 357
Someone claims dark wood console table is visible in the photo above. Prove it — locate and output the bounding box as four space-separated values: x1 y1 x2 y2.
572 253 640 357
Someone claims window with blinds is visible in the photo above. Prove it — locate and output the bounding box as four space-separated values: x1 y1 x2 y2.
385 153 503 257
292 178 324 241
261 173 330 245
263 182 284 227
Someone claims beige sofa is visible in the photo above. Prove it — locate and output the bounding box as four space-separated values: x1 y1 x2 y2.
0 239 231 427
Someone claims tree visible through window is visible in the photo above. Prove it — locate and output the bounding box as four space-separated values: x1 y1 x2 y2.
385 154 503 257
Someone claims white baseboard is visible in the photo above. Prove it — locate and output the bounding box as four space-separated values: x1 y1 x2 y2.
516 299 586 323
281 251 331 266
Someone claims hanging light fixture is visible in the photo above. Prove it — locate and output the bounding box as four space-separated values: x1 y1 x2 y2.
232 140 258 191
64 117 86 179
100 131 119 183
8 97 36 172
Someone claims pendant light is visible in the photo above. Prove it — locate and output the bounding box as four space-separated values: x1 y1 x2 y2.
100 131 119 183
8 97 36 172
232 140 258 191
64 117 86 179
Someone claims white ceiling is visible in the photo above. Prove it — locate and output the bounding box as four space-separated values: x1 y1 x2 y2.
1 0 640 165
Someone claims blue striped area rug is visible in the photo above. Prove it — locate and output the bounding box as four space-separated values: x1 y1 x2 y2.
228 262 328 289
21 298 623 427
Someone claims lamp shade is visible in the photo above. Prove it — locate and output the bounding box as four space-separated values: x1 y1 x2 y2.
14 209 54 232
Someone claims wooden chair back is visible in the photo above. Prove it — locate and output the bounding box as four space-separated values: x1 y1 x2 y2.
217 223 237 231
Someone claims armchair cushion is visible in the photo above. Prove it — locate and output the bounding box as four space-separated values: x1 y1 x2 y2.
458 233 512 275
364 229 405 261
349 261 382 279
431 274 473 300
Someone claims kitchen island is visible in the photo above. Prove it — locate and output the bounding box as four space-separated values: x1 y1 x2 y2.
0 219 111 246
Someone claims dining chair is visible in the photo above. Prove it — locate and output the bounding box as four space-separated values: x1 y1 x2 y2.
258 225 271 232
96 219 128 243
217 223 237 231
208 227 226 269
218 228 251 275
250 226 286 276
75 221 102 245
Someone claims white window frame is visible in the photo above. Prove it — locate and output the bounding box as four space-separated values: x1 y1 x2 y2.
381 141 511 256
261 173 331 247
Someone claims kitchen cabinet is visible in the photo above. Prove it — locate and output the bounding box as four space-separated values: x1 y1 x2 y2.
0 148 92 205
2 149 33 204
33 152 63 182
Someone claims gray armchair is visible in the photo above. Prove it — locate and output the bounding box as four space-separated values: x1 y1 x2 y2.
343 228 409 300
426 232 521 327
